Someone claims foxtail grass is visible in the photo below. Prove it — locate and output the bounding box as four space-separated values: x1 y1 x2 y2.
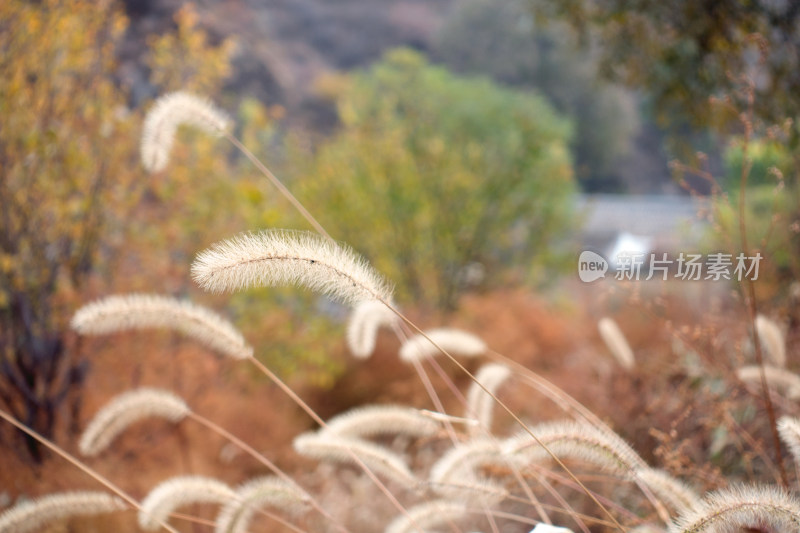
466 363 512 435
71 294 253 360
191 229 393 305
399 328 487 363
293 433 418 489
321 405 441 439
141 92 231 173
383 500 466 533
598 317 635 370
756 314 786 367
668 484 800 533
0 491 127 533
346 300 400 358
736 365 800 399
214 477 312 533
138 476 235 531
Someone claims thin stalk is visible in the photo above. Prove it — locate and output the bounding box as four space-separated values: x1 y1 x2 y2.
406 343 500 532
736 80 789 488
523 464 640 523
525 468 591 533
394 320 460 442
225 134 332 241
245 355 424 533
186 412 350 533
486 349 671 524
162 492 312 533
383 304 627 533
0 408 180 533
420 350 555 527
167 512 216 528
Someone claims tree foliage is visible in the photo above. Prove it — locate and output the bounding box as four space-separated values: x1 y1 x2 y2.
434 0 639 191
0 0 240 459
296 49 576 310
0 0 139 458
532 0 800 138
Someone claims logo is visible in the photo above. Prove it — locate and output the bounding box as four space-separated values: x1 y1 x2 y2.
578 251 608 283
577 250 762 282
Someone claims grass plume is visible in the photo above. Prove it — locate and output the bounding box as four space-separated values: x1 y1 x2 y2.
346 300 400 358
466 363 512 435
668 484 800 533
214 476 312 533
79 388 190 457
399 328 487 363
635 468 699 514
429 438 501 487
503 420 647 475
0 491 127 533
384 500 466 533
192 229 393 306
756 314 787 367
293 432 418 489
139 476 235 531
321 405 441 439
598 317 635 370
71 294 253 360
736 365 800 399
778 416 800 471
141 92 231 173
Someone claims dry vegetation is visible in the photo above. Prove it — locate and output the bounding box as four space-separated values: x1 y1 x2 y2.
3 90 799 526
4 276 798 533
2 12 800 529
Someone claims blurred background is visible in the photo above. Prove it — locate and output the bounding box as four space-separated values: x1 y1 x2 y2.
2 0 800 530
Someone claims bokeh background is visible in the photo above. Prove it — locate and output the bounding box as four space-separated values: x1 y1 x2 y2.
2 0 800 531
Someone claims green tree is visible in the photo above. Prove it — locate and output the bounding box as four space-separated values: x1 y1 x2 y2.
296 49 576 310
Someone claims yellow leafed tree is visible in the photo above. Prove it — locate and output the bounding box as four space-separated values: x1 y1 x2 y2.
0 0 237 459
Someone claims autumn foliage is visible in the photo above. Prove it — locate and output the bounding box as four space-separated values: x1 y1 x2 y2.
0 0 237 459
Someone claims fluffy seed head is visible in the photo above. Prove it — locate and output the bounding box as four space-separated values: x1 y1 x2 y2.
346 300 400 358
598 317 635 370
778 416 800 470
466 363 512 436
79 388 190 457
384 500 466 533
141 92 231 173
426 478 508 507
71 294 253 360
214 476 311 533
636 468 699 514
322 405 441 439
429 438 502 490
139 476 235 531
399 328 487 363
756 314 786 367
531 525 576 533
0 491 127 533
668 484 800 533
293 432 417 488
503 420 647 475
192 230 394 306
630 526 666 533
629 526 666 533
736 365 800 399
420 410 480 427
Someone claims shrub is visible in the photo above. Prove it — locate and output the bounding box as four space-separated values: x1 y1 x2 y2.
294 48 576 310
